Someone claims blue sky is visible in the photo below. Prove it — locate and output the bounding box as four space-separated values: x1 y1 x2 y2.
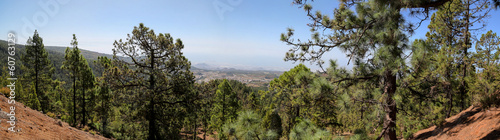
1 0 499 71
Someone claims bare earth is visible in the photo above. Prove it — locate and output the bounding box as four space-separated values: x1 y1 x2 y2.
412 105 500 140
0 95 108 140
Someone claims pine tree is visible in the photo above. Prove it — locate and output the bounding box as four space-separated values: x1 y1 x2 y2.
211 79 240 139
61 34 84 127
27 82 42 111
265 64 320 137
108 23 195 139
472 30 500 107
21 30 55 113
222 111 278 140
96 56 113 137
281 1 456 139
79 55 95 126
455 0 490 110
408 0 490 120
193 81 218 140
289 119 331 140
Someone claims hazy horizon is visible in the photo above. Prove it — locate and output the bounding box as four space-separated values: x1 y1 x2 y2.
2 0 499 71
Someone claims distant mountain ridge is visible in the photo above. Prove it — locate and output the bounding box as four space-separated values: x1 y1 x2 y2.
44 45 115 61
1 40 284 72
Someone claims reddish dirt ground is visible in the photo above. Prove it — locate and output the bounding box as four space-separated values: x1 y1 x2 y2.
0 95 108 140
412 105 500 140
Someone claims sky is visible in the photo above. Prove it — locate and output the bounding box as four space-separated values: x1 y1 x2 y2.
1 0 499 71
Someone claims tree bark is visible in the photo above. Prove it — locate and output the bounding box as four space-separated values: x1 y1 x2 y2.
460 0 471 111
148 47 158 140
147 99 157 140
73 75 76 127
383 70 397 140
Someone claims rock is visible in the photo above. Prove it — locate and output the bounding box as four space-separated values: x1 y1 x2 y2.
0 111 9 119
57 120 63 127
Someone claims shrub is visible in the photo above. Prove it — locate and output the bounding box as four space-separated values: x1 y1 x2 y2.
223 111 278 140
46 112 57 119
289 119 331 140
0 87 10 97
480 90 500 108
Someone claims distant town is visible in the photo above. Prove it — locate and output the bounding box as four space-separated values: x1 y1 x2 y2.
193 68 282 87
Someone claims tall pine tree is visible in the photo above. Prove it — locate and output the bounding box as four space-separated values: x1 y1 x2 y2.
21 30 55 112
281 0 456 139
211 79 240 139
61 34 84 127
108 23 195 139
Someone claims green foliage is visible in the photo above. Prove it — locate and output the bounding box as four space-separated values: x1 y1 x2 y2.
349 129 369 140
266 64 314 136
211 79 240 138
106 23 195 139
289 119 331 140
223 111 278 140
264 64 337 137
27 82 41 111
21 30 55 113
262 110 283 138
62 34 94 127
472 30 500 108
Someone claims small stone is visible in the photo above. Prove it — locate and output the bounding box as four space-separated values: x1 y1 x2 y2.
57 120 63 127
0 111 9 119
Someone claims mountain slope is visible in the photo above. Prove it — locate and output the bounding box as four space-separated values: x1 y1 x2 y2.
0 95 108 140
412 105 500 140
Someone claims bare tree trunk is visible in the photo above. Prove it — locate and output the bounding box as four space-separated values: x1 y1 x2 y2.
460 0 471 111
382 70 397 140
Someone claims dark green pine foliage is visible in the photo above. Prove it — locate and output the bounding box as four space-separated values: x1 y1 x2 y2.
288 119 331 140
193 81 217 139
456 0 491 111
211 79 240 139
95 56 114 137
265 64 316 137
21 30 55 112
108 23 195 139
472 30 500 107
402 2 491 136
404 0 464 129
222 111 278 140
281 0 455 139
61 34 85 127
27 81 42 110
80 54 95 126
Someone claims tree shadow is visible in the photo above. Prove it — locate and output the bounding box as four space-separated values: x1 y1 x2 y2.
480 129 500 140
413 106 482 140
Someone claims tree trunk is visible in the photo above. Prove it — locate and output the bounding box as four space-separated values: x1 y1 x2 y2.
148 48 158 140
446 84 453 118
382 70 397 140
460 0 471 111
82 85 86 126
35 43 40 112
73 76 76 127
147 98 158 140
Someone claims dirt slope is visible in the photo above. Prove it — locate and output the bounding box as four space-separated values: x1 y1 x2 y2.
412 105 500 140
0 95 108 140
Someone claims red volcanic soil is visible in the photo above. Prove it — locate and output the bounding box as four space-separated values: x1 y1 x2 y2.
0 95 108 140
412 105 500 140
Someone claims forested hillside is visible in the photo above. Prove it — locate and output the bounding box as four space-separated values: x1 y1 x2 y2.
0 40 103 81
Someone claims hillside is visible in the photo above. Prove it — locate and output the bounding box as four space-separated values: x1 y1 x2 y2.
1 40 282 88
0 95 108 140
44 46 115 61
0 40 102 80
412 105 500 140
